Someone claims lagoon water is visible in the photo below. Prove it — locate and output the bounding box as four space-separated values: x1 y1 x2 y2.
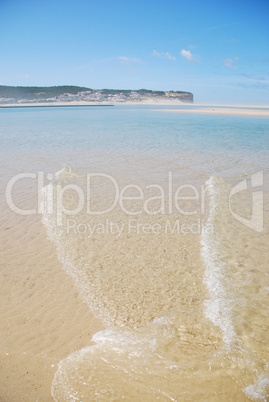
1 105 269 401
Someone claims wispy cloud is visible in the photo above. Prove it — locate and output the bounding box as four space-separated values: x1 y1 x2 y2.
118 56 143 64
152 50 176 61
237 72 269 90
223 57 238 69
241 73 269 82
200 23 239 34
237 81 269 91
180 49 195 62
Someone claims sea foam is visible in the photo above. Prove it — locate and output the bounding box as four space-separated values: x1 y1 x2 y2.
201 176 236 348
201 176 269 401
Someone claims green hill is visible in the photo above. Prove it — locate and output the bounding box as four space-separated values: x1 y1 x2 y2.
0 85 91 100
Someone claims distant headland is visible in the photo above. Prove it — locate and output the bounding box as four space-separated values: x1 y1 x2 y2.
0 86 193 106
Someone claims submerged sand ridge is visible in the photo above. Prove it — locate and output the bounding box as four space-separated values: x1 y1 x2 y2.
44 168 269 401
1 164 269 401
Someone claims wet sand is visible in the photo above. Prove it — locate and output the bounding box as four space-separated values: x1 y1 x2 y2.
0 186 103 401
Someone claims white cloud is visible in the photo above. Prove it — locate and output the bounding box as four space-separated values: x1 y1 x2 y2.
118 56 142 64
180 49 195 62
223 57 238 69
152 50 176 61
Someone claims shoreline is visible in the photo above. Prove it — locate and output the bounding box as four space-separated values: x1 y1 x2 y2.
0 103 114 109
0 100 192 108
1 101 269 117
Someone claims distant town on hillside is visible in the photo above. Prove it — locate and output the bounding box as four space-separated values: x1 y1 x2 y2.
0 86 193 104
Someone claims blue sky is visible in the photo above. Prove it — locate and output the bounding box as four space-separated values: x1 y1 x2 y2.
0 0 268 103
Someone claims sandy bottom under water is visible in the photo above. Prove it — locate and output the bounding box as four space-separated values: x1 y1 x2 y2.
1 163 268 401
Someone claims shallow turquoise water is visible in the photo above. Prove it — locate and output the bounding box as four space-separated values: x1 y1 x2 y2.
1 105 268 153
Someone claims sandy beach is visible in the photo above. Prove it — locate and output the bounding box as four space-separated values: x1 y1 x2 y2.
157 106 269 117
0 99 191 108
0 185 103 401
1 102 269 118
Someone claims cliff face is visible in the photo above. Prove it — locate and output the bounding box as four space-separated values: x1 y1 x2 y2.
0 86 193 104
